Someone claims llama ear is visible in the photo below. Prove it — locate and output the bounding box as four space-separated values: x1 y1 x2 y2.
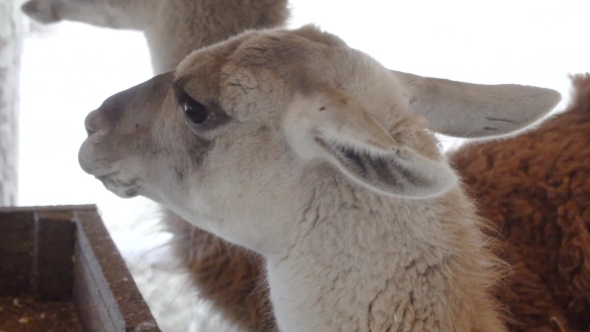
391 70 561 138
284 93 457 198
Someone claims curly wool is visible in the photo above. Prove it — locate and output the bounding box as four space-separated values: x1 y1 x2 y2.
450 73 590 332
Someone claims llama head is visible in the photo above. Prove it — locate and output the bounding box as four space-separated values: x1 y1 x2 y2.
20 0 290 33
21 0 290 74
78 25 560 251
21 0 152 28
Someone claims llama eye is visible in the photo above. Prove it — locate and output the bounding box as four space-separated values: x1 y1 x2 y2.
183 96 210 125
173 84 230 134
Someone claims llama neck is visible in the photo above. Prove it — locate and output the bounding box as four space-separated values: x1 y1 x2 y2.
144 1 288 74
144 20 254 74
265 185 506 332
144 28 200 75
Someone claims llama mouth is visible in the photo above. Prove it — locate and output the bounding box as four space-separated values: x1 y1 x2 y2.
95 172 120 181
96 173 140 198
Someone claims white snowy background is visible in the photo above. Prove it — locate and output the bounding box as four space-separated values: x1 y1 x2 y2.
17 0 590 331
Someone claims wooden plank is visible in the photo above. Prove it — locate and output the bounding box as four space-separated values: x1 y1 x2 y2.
0 205 96 213
0 205 161 331
73 241 118 332
0 253 32 296
0 210 34 253
0 227 34 254
36 212 76 301
74 209 160 332
0 210 34 295
74 213 126 332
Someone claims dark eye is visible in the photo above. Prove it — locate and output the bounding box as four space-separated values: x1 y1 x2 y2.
173 84 231 134
182 96 210 125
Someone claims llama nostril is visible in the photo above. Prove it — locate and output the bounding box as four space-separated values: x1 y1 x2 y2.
84 109 102 137
85 127 97 136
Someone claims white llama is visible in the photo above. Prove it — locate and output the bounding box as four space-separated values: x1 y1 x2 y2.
79 26 560 331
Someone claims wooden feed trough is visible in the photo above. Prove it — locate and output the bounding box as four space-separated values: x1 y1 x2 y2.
0 205 161 332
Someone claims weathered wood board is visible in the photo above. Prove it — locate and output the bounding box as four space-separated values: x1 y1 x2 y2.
0 205 161 332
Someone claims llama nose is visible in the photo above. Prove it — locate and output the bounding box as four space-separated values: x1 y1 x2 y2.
21 0 39 16
84 109 103 136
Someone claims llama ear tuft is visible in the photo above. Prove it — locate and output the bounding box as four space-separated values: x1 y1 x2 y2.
284 92 457 198
314 136 457 198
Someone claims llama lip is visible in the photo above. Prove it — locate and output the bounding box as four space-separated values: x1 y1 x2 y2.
103 180 140 198
95 172 119 181
97 173 137 188
97 173 140 198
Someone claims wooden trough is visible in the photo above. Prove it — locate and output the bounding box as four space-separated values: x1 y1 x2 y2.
0 205 161 332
